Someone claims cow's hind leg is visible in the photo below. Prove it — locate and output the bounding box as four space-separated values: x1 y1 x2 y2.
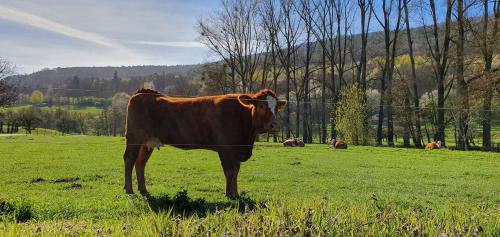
124 144 140 194
135 145 153 195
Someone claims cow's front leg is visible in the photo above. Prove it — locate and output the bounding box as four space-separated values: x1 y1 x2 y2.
221 158 241 200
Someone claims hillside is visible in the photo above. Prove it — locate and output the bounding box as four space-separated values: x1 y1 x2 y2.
6 64 200 98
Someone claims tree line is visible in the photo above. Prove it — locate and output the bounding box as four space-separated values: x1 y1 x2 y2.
12 70 199 99
0 92 130 136
197 0 499 150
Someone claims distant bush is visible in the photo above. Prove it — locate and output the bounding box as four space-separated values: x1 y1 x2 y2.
335 84 369 145
30 90 44 104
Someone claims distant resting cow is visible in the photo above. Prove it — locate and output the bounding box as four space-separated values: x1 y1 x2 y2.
283 138 305 147
425 140 442 150
331 139 348 149
123 88 286 199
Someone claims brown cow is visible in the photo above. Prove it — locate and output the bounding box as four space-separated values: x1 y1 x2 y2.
123 88 286 199
283 138 305 147
333 141 348 149
283 138 296 147
425 140 442 150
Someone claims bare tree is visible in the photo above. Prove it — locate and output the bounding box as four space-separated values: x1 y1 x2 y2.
467 0 500 150
421 0 453 145
356 0 372 93
372 0 403 146
295 0 316 143
403 0 423 147
260 0 284 142
261 0 284 95
199 63 233 95
329 0 355 142
311 0 342 143
333 0 354 90
455 0 467 149
198 0 264 93
311 0 331 143
350 0 372 145
0 58 17 107
277 0 301 138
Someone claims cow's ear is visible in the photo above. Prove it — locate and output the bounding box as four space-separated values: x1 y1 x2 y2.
238 95 255 109
277 100 287 112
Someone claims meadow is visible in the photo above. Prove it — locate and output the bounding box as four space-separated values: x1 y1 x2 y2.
0 135 498 236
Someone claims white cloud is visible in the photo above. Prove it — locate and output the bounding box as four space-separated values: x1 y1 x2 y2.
0 5 119 48
128 40 205 48
0 1 214 73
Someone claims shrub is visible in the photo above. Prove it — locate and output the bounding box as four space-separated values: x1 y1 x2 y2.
335 84 369 145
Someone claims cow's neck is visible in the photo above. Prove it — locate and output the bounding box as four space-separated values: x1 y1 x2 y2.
244 108 258 145
248 129 258 145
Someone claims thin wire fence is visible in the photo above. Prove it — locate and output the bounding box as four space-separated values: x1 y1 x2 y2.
3 87 499 149
13 87 500 112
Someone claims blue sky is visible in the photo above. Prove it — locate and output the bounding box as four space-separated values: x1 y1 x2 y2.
0 0 485 74
0 0 218 73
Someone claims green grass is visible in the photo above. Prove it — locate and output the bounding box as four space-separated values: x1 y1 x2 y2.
0 135 498 236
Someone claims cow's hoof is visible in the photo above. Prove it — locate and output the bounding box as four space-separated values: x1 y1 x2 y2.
139 190 150 197
226 194 240 200
125 189 135 195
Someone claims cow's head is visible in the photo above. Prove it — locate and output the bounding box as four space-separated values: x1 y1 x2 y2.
237 89 287 133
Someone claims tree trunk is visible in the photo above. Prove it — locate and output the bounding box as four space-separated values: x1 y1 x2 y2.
285 56 291 139
376 72 385 146
302 29 312 143
403 95 411 147
404 0 423 148
330 55 337 141
231 61 236 93
386 0 402 147
456 0 469 150
386 79 394 146
360 1 370 145
321 48 327 143
482 76 493 150
272 40 279 143
293 53 299 138
480 0 499 150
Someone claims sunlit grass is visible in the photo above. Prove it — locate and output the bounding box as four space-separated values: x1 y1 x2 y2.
0 135 498 236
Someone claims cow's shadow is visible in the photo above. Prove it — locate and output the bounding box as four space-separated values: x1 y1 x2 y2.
143 190 264 217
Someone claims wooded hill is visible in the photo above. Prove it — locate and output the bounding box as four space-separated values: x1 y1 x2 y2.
6 65 198 97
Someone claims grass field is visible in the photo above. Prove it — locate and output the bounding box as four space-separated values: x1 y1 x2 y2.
0 135 498 236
